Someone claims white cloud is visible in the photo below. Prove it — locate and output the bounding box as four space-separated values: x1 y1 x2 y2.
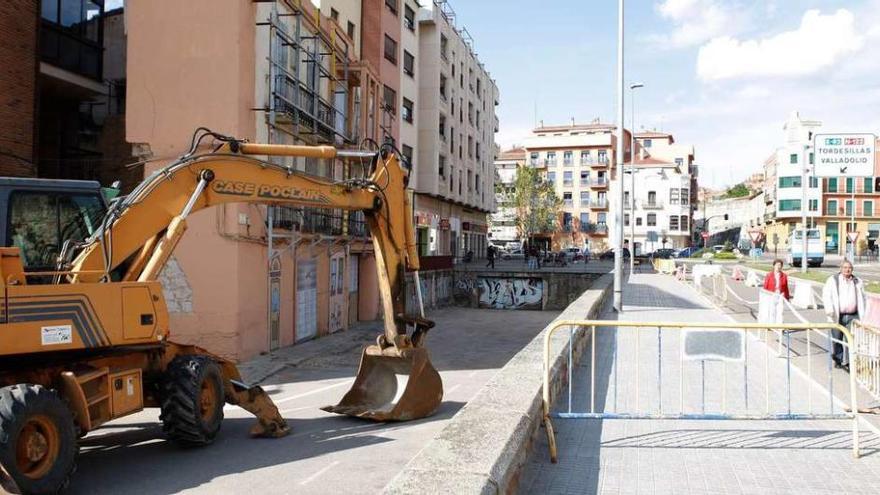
654 0 742 47
697 9 864 81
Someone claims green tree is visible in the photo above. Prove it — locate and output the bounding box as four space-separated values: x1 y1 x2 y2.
511 166 561 240
722 183 750 198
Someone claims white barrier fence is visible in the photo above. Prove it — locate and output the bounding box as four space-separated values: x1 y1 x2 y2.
853 321 880 403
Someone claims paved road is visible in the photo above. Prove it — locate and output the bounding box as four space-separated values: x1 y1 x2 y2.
520 273 880 495
66 307 560 495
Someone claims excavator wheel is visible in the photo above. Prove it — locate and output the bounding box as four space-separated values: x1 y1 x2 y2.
0 384 77 495
160 356 225 446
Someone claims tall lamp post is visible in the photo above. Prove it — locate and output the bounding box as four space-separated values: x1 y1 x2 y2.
613 0 626 312
628 82 644 273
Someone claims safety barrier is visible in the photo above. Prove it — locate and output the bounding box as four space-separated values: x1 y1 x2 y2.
542 320 862 463
853 321 880 403
653 258 676 274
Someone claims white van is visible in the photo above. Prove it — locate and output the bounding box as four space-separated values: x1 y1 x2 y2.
787 228 824 267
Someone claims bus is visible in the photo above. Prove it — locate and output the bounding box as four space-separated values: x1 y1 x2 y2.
787 228 824 267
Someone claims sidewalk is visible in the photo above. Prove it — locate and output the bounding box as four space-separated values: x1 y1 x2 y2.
520 273 880 495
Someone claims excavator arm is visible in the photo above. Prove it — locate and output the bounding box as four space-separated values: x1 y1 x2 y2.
66 135 441 424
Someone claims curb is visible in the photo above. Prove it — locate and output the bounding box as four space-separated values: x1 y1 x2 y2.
383 274 613 495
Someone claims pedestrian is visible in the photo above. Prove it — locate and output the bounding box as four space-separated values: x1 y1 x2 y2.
762 259 791 300
485 245 495 269
821 260 866 372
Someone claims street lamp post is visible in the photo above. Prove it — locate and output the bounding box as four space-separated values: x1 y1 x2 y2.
801 144 809 273
613 0 625 312
629 83 644 273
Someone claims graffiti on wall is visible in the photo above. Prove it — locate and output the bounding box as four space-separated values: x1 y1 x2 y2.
478 277 543 310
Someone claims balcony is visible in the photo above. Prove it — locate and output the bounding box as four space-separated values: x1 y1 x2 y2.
590 178 608 188
40 19 103 82
580 179 590 187
590 199 608 210
641 200 664 210
582 223 608 235
543 159 557 167
591 160 609 169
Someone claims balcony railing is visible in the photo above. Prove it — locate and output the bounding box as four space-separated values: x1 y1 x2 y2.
580 159 594 166
590 199 608 209
581 223 608 235
580 179 590 186
642 200 664 210
580 199 591 207
543 159 557 167
592 160 609 168
591 178 608 188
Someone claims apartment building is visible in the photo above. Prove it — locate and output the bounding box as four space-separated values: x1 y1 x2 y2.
489 147 525 247
0 1 135 187
522 123 628 252
413 1 498 259
127 0 390 360
761 112 880 256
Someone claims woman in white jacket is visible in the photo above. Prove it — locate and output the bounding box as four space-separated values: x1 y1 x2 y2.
821 261 866 371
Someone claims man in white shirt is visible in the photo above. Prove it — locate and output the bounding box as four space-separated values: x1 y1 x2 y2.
821 261 866 371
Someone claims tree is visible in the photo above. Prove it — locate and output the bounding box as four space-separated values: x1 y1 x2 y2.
722 183 750 199
510 166 561 241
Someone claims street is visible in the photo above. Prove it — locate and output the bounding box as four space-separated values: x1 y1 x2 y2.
66 308 559 494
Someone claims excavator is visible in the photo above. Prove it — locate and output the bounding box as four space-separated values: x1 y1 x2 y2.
0 129 442 494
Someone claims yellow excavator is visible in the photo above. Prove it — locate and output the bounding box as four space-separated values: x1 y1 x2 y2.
0 129 442 494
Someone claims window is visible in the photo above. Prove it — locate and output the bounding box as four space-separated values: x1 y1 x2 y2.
636 217 643 226
384 34 398 64
865 201 874 217
644 139 652 148
647 191 657 205
439 155 446 176
827 177 838 192
647 213 656 226
779 176 801 188
383 85 396 114
563 192 573 206
624 214 630 227
438 114 445 139
403 50 415 76
401 144 413 168
867 178 875 194
809 176 818 188
681 188 689 205
440 34 448 60
547 171 556 183
449 127 454 151
385 0 398 15
669 189 679 205
597 213 607 225
563 151 573 166
809 152 814 165
827 200 838 215
670 216 679 230
404 4 416 31
546 151 556 165
847 177 854 193
563 171 573 186
330 8 339 21
580 212 589 227
347 21 356 40
580 171 589 185
789 153 798 164
439 74 447 99
598 150 608 164
846 200 854 216
402 98 414 123
779 199 802 211
580 191 590 206
530 152 539 166
580 150 592 165
8 191 105 271
809 199 818 212
675 158 684 166
680 216 688 231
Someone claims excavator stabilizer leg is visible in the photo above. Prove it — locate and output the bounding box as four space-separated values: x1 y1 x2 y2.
224 379 291 438
0 461 19 494
322 345 442 421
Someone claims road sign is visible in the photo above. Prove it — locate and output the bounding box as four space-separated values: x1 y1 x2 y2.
813 133 876 177
701 232 710 240
848 231 860 243
748 229 763 244
647 230 658 242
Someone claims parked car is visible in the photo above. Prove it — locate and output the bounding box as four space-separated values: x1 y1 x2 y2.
502 248 524 260
652 248 676 259
676 246 700 258
564 247 586 262
599 248 630 260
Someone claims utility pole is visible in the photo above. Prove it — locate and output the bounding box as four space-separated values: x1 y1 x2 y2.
801 145 808 273
613 0 625 312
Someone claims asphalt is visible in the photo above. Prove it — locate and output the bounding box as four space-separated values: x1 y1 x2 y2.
66 307 560 495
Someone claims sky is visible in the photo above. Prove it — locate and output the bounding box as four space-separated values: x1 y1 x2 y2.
447 0 880 189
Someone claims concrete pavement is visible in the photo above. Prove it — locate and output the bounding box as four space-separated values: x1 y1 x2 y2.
520 273 880 495
67 308 560 495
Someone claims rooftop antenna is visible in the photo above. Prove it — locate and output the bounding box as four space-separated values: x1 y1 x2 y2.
571 117 575 127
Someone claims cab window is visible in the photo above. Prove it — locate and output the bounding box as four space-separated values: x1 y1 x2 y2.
7 192 105 271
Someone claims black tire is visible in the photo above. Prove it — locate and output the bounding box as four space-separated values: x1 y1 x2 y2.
160 355 225 446
0 384 77 495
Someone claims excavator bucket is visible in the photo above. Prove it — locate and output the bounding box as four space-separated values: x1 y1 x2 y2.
322 345 442 421
0 461 19 494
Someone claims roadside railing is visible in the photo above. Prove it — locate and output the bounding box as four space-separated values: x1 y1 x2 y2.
542 319 862 463
853 321 880 403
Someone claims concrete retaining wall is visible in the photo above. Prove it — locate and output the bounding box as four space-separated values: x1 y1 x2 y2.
451 269 602 310
384 274 613 494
